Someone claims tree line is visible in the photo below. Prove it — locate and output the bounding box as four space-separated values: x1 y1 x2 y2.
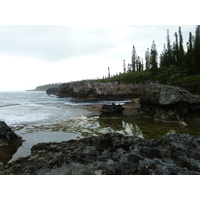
130 25 200 78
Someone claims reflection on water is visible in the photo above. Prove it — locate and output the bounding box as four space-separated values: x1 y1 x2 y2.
2 113 200 163
0 142 22 163
98 118 143 138
13 113 200 141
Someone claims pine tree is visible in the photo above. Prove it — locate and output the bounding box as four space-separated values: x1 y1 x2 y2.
174 32 179 69
138 56 141 71
194 25 200 73
150 40 158 77
178 26 185 73
131 45 137 71
108 67 110 78
141 58 144 71
166 29 173 67
123 59 126 73
160 44 167 67
186 32 195 74
145 48 150 70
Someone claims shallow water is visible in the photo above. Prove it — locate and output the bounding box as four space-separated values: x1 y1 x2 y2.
1 91 200 163
0 91 126 163
7 112 200 163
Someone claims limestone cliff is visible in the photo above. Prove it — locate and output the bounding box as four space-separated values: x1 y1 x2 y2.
47 81 147 99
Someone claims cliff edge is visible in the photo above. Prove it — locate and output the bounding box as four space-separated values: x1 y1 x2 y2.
47 81 148 100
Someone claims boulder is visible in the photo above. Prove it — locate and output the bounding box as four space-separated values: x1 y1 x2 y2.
139 82 200 121
0 121 23 146
99 103 125 118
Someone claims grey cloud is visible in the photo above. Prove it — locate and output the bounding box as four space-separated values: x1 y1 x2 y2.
0 25 116 62
0 25 196 63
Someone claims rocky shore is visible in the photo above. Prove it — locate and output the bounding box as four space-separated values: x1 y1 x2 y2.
139 82 200 122
0 132 199 175
1 82 200 175
47 81 147 99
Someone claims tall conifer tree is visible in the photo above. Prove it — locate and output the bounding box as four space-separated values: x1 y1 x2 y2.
145 48 150 70
174 32 179 69
178 27 185 73
150 40 158 77
166 29 172 67
186 32 195 74
131 45 137 72
194 25 200 73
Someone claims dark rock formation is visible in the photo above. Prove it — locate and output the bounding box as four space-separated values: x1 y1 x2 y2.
46 87 59 95
0 133 199 175
0 121 23 146
181 83 200 95
139 82 200 121
47 81 147 99
99 103 125 118
0 142 23 163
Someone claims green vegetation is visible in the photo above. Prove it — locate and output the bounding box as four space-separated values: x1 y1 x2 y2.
28 83 60 91
99 25 200 88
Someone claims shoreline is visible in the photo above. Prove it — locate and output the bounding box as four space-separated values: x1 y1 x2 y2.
78 98 140 117
1 99 200 174
1 132 199 175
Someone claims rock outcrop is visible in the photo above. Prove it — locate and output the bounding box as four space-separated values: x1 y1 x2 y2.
0 121 23 146
139 82 200 122
99 104 125 118
0 133 199 175
46 87 59 95
47 81 147 99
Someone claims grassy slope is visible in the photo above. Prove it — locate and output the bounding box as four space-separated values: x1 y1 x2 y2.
98 67 200 88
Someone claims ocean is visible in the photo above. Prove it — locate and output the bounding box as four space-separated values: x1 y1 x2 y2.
1 91 200 163
0 91 127 162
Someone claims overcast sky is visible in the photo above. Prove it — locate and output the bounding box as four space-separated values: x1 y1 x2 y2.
0 25 197 91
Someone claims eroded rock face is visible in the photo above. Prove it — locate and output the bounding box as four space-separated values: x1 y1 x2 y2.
139 82 200 121
0 133 199 175
0 121 23 146
49 81 146 99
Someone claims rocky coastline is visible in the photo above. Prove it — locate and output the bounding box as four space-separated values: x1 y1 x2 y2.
0 132 199 175
46 81 148 100
1 81 200 175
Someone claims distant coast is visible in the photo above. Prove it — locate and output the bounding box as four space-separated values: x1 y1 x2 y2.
27 83 60 91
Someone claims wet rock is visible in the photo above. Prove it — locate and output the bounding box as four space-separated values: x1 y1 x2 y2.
139 82 200 121
0 121 23 146
99 103 125 118
0 133 199 175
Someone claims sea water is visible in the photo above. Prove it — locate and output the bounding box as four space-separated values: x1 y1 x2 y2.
0 91 127 162
1 91 200 163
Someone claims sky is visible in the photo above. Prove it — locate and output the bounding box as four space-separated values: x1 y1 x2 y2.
1 0 199 197
0 0 198 91
0 25 197 91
